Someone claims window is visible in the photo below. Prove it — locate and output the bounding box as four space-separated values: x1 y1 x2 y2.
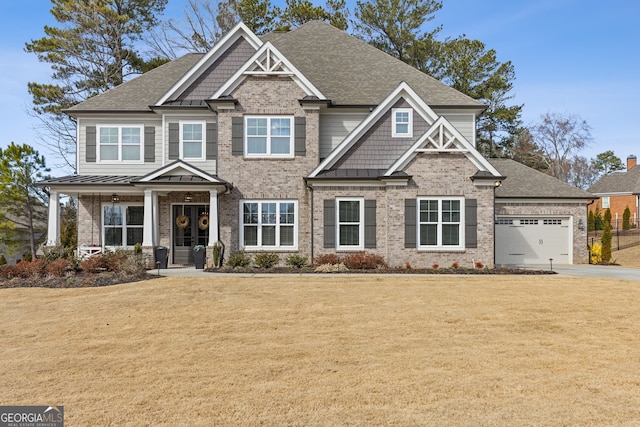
392 108 413 138
98 126 142 161
602 196 610 209
103 205 144 247
418 197 464 249
180 121 205 160
337 198 364 250
245 116 293 157
240 200 297 249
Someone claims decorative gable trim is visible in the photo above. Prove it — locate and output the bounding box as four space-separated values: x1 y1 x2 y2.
134 159 225 184
212 42 326 100
308 82 438 177
155 22 262 106
385 116 502 177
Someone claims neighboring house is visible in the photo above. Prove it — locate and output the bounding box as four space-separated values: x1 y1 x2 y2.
0 210 46 265
588 155 640 228
38 21 592 267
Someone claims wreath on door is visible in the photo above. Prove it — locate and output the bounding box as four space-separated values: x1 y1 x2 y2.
198 214 210 230
175 214 190 229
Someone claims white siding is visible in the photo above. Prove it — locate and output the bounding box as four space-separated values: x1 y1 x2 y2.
439 113 475 146
319 110 369 160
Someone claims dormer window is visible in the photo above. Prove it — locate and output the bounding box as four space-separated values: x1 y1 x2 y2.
392 108 413 138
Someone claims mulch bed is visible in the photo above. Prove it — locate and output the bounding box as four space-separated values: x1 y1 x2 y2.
208 267 556 275
0 272 152 289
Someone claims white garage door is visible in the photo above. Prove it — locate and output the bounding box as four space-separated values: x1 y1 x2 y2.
495 217 571 265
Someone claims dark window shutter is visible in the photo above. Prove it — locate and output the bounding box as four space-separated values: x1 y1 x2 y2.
465 198 478 248
323 199 335 248
364 200 376 248
206 122 217 160
232 117 244 156
86 126 96 163
168 123 179 160
295 116 306 156
144 126 155 162
405 199 417 248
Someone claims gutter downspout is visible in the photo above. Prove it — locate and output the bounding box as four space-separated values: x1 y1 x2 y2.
305 178 314 264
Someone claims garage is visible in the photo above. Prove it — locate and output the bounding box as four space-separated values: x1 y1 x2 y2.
495 217 571 265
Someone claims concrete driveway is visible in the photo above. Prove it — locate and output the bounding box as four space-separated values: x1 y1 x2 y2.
521 264 640 282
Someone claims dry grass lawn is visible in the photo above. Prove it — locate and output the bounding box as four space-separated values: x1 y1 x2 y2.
3 273 640 426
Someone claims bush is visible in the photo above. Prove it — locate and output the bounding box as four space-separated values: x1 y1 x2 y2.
601 221 612 262
0 259 47 279
79 254 111 273
46 258 72 277
431 263 439 269
623 206 631 230
314 253 341 266
254 252 280 268
118 255 147 276
475 261 484 269
590 242 602 264
228 250 252 268
341 252 386 270
286 254 308 269
0 255 6 266
451 262 460 269
314 263 348 273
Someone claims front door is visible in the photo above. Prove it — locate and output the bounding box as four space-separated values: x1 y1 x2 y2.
173 204 209 265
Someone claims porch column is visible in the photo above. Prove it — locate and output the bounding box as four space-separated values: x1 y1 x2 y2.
152 191 159 245
208 190 219 246
47 189 60 246
143 189 154 246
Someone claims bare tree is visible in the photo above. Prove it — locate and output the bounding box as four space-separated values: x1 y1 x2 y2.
530 112 593 183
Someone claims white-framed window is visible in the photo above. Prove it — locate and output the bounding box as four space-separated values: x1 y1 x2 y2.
245 116 294 157
392 108 413 138
103 204 144 248
180 121 205 160
337 197 364 250
240 200 297 249
98 125 143 162
602 196 610 209
417 197 464 249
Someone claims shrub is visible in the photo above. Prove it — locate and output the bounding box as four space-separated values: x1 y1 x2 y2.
118 255 147 276
475 261 484 269
314 253 341 266
342 252 386 270
623 206 631 230
286 254 308 269
405 262 412 270
0 259 47 279
254 252 280 268
451 262 460 269
601 221 612 262
431 263 439 269
79 254 111 273
46 258 72 277
0 255 6 266
228 250 252 268
314 263 348 273
588 210 595 232
590 242 602 264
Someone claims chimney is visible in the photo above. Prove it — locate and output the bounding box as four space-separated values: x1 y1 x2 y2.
628 155 637 171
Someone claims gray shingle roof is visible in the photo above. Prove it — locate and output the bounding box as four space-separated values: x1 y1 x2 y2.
66 21 484 113
587 166 640 194
490 159 594 199
266 21 484 108
65 54 203 113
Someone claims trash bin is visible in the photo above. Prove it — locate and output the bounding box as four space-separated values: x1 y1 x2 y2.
154 246 168 269
193 245 206 269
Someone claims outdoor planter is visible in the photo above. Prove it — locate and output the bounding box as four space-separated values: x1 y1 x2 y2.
193 245 206 269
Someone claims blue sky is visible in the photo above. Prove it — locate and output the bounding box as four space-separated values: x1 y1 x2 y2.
1 0 638 172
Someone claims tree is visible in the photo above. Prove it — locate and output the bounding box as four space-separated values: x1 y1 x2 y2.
592 150 625 176
433 37 522 158
60 197 78 250
510 128 547 171
354 0 443 69
566 156 599 190
588 210 595 232
280 0 349 30
218 0 281 35
0 143 50 260
601 219 612 262
530 112 593 183
25 0 168 169
623 206 631 230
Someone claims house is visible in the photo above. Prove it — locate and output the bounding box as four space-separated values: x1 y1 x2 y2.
588 155 640 228
38 21 593 267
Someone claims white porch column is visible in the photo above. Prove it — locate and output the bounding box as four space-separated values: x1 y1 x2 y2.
152 191 159 245
208 190 219 246
47 189 60 246
143 189 154 246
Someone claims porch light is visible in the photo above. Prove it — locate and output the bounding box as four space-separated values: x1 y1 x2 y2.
184 192 193 203
111 193 120 203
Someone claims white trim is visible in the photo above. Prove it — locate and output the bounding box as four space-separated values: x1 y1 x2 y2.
239 200 299 250
213 42 326 100
385 116 502 177
392 108 413 138
179 120 206 161
416 196 465 251
244 116 294 158
155 22 262 106
336 197 364 251
96 124 144 164
309 82 438 177
137 159 223 184
602 196 610 208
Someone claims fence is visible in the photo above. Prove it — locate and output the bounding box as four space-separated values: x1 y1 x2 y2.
589 220 640 251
